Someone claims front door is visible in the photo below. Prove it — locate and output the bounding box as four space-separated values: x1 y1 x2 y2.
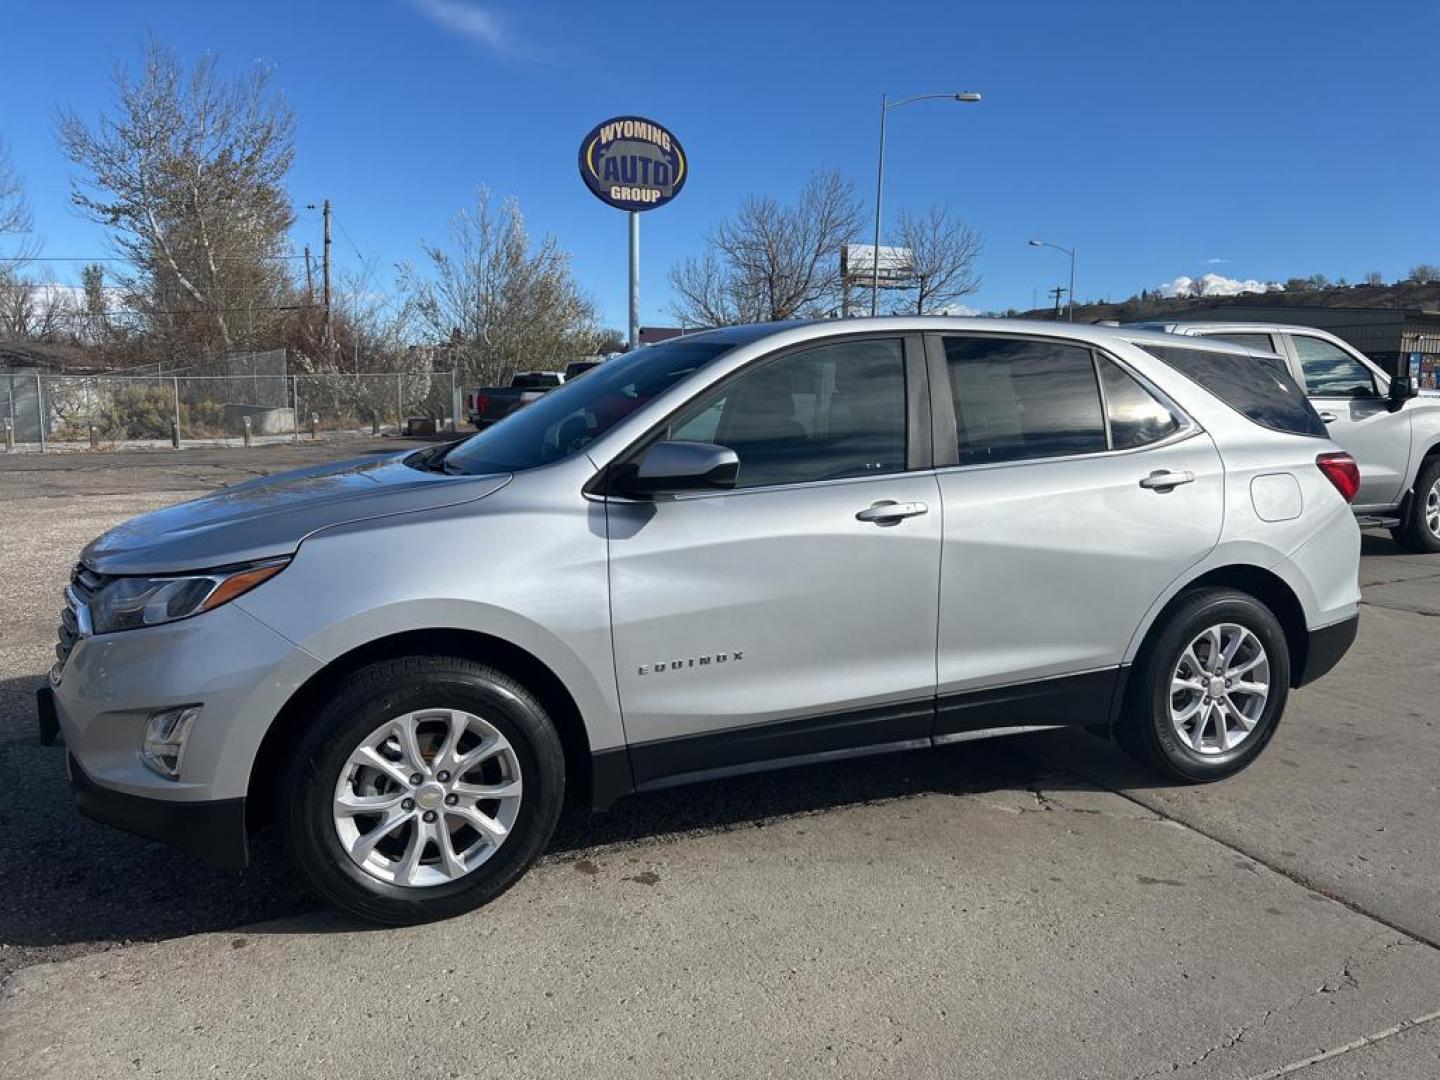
1285 332 1412 508
606 335 942 786
929 334 1224 738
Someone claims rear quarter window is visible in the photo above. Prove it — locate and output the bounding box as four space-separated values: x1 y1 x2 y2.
1133 343 1326 438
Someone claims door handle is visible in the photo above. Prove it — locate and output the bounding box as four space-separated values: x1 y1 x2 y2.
856 500 929 524
1318 411 1338 423
1138 469 1195 492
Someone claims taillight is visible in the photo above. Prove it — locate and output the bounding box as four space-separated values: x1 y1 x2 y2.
1316 452 1360 503
473 394 489 414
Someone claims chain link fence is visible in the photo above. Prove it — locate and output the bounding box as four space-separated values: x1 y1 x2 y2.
2 365 459 452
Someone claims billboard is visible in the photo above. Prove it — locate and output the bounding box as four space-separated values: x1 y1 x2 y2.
841 244 916 288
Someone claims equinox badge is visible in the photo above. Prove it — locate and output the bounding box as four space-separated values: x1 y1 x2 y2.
638 651 744 676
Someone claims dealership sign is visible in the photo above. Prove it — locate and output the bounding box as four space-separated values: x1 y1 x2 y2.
578 116 687 212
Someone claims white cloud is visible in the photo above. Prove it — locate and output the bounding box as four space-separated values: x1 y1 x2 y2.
408 0 508 51
1157 273 1281 299
938 303 979 317
1204 257 1230 265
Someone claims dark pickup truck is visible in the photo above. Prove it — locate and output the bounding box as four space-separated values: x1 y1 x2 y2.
465 371 565 429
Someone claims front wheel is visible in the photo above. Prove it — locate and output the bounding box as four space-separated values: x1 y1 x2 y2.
1390 458 1440 554
284 656 565 924
1118 588 1290 782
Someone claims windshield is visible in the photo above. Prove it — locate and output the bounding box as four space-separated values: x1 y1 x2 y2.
442 335 737 474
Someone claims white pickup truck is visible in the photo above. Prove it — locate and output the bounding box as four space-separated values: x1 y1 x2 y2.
1131 320 1440 551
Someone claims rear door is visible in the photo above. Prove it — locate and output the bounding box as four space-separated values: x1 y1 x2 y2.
928 333 1224 740
606 334 942 785
1282 332 1411 507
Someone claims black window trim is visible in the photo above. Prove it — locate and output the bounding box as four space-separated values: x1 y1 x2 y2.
923 331 1198 474
589 330 932 500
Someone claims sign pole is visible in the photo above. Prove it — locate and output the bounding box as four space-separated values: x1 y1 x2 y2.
628 211 640 350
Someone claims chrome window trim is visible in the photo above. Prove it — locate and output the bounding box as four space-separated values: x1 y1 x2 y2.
930 426 1206 480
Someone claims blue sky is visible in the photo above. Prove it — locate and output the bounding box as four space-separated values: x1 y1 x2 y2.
2 0 1437 330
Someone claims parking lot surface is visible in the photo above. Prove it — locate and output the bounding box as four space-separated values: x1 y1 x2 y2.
2 440 1439 1078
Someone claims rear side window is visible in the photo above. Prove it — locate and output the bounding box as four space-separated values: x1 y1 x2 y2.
943 337 1107 464
1201 331 1277 354
1135 344 1325 437
1098 358 1182 449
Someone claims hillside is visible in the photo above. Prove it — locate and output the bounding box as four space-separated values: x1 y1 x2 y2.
1012 281 1440 324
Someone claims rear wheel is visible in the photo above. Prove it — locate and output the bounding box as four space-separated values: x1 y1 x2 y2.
1118 588 1290 782
1390 457 1440 554
284 656 565 924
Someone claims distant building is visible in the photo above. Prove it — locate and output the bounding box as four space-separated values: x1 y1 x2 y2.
0 342 92 442
1160 304 1440 377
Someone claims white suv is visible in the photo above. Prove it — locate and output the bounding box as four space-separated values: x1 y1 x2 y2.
42 319 1363 923
1132 320 1440 551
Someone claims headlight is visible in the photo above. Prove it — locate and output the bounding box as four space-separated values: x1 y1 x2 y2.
88 558 288 634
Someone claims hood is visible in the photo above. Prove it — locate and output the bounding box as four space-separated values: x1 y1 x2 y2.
83 452 511 576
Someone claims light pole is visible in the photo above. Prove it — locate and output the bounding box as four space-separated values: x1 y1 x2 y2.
1028 239 1076 321
871 91 982 317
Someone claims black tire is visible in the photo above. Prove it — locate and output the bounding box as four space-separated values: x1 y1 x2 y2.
284 656 565 925
1117 588 1290 783
1390 457 1440 554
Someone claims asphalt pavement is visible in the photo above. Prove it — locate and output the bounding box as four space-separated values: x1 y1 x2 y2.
2 439 1438 1079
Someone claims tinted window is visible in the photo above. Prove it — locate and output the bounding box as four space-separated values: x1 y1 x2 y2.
512 373 561 389
943 337 1106 465
1293 336 1378 398
1135 344 1326 437
1203 332 1276 354
443 337 734 474
1099 358 1182 449
668 338 907 489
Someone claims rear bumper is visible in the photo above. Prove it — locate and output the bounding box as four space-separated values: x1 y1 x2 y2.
1296 614 1359 687
68 749 249 869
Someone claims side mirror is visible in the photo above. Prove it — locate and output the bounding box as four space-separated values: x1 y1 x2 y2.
619 440 739 496
1388 375 1419 412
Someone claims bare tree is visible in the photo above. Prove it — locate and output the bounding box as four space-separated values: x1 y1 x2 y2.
57 38 296 357
0 135 33 250
0 279 75 340
1363 270 1385 287
887 205 982 314
400 189 603 387
669 170 863 327
1408 263 1440 285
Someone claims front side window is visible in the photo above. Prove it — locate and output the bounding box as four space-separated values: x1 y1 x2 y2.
943 337 1106 465
1293 336 1378 398
1098 357 1182 449
666 338 907 489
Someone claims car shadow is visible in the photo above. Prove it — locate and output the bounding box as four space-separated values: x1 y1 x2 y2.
0 672 1111 967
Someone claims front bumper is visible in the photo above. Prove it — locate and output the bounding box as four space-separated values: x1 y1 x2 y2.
67 747 249 868
43 599 322 868
1296 613 1359 687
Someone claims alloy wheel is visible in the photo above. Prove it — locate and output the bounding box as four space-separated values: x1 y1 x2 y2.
1168 623 1270 755
332 708 523 887
1426 478 1440 537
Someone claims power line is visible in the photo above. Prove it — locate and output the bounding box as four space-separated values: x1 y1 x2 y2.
0 254 309 263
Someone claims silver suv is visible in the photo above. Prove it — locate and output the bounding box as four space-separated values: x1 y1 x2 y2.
1132 320 1440 551
40 319 1362 923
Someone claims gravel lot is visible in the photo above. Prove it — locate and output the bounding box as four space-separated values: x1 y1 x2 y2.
2 439 1438 1078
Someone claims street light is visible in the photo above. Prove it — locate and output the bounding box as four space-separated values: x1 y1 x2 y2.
871 91 982 317
1028 238 1076 321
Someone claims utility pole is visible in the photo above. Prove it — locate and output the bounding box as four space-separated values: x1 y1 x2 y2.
1049 285 1066 320
321 198 333 350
